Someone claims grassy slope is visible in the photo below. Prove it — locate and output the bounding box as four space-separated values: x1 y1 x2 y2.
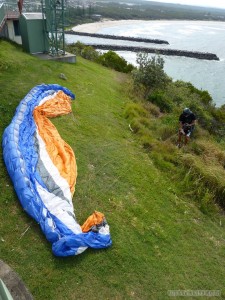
1 40 225 300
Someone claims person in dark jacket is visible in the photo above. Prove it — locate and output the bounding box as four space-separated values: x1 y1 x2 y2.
177 108 196 147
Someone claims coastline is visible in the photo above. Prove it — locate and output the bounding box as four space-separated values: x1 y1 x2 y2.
72 19 144 33
69 19 225 105
72 19 224 34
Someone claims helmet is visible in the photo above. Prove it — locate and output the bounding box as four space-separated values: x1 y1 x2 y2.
183 108 191 115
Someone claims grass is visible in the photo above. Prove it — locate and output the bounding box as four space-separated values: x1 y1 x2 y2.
1 40 225 299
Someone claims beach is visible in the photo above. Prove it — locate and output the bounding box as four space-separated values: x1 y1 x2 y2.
72 19 147 33
71 19 221 34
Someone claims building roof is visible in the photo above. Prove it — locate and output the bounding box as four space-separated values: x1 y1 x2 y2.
22 12 43 20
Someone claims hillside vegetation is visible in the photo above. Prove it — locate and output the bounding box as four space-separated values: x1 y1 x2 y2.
1 39 225 299
65 0 225 26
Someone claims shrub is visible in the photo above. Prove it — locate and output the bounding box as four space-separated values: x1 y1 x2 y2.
187 102 213 131
97 51 134 73
132 53 171 98
209 108 225 138
148 91 173 113
143 102 161 117
66 43 134 73
66 42 100 61
66 41 86 55
186 82 213 106
81 46 100 61
124 102 149 120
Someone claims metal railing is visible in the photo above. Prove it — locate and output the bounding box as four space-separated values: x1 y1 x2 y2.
0 2 20 24
2 2 19 16
0 3 6 29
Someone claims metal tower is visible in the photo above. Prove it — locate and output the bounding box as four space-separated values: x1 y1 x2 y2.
41 0 65 56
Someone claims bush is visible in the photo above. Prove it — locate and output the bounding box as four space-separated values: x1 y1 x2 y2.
132 53 170 98
124 102 149 120
97 51 134 73
185 101 213 131
66 43 134 73
186 82 213 106
66 41 86 55
174 80 213 106
143 102 161 117
148 91 173 113
66 42 100 61
81 46 100 61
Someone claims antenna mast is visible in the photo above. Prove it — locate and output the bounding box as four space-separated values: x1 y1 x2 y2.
41 0 65 56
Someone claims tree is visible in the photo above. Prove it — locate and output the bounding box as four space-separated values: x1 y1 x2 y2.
132 52 170 98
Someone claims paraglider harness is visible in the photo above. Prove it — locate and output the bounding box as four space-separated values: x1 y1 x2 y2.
180 123 195 137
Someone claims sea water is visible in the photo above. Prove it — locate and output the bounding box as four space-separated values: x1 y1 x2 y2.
65 20 225 106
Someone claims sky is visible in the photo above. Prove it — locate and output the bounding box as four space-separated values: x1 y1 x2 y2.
145 0 225 9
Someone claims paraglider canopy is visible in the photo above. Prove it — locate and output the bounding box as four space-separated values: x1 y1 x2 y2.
2 84 112 257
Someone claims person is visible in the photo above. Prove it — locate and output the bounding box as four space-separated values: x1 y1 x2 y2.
177 108 196 147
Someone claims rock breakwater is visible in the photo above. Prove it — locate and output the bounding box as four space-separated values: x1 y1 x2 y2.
88 44 219 61
65 30 169 45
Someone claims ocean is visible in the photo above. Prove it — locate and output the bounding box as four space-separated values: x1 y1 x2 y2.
65 20 225 106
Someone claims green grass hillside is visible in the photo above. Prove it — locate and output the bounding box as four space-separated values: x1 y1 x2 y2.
1 40 225 300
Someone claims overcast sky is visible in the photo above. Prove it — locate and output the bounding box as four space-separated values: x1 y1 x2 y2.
146 0 225 9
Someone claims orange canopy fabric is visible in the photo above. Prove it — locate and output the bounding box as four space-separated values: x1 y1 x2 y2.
33 91 77 195
81 211 105 233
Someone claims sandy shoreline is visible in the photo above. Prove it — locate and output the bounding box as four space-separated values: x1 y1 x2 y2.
72 19 146 33
71 19 221 34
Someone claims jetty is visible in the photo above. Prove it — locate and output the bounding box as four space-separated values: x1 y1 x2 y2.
87 44 220 61
65 30 169 45
65 31 219 61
